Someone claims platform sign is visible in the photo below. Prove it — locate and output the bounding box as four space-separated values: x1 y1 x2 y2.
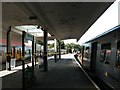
36 40 43 45
24 33 33 41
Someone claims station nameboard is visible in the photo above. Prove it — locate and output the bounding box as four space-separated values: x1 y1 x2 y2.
24 33 33 41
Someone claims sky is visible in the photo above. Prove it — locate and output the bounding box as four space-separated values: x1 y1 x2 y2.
48 39 77 44
48 0 119 45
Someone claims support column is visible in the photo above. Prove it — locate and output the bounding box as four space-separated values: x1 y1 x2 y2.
22 31 25 89
6 26 11 71
43 29 48 71
35 42 36 66
81 46 84 64
58 41 61 60
32 36 34 74
54 39 57 52
54 39 57 62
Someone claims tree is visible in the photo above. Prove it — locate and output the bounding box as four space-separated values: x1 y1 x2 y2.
65 43 82 53
36 40 43 45
60 41 65 49
48 43 54 49
74 44 82 52
56 40 65 51
65 43 73 53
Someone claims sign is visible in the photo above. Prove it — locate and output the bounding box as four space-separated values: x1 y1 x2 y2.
24 33 33 41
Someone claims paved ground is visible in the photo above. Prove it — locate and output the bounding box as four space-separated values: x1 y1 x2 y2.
33 54 97 89
0 58 31 71
1 54 98 90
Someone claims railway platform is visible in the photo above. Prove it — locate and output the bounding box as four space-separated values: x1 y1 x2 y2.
1 54 99 89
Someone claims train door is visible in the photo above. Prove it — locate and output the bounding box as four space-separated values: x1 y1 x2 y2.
116 40 120 89
81 46 85 64
90 42 98 73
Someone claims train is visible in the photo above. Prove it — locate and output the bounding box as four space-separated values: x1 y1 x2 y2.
0 45 32 64
0 43 42 65
76 25 120 90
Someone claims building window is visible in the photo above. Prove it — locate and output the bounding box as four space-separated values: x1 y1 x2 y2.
100 43 111 64
116 41 120 69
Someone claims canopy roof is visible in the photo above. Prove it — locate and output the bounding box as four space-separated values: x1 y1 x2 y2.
2 2 114 42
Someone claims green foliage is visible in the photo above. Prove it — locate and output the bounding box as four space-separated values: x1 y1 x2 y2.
74 44 82 51
48 43 54 49
60 41 65 49
65 43 82 53
47 40 82 54
36 40 43 45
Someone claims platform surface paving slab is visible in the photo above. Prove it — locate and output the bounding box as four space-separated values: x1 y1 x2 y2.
1 54 97 89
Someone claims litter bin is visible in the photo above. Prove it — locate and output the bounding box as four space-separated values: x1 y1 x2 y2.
54 53 58 62
38 57 43 68
6 61 9 70
6 58 16 70
11 58 16 68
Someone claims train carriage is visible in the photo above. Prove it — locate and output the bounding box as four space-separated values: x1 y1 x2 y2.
79 25 120 89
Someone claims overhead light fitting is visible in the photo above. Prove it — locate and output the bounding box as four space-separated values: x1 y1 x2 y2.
51 34 54 36
37 26 40 29
29 16 37 21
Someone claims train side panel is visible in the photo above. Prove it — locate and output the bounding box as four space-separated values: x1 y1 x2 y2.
81 26 120 89
95 30 118 89
83 43 91 70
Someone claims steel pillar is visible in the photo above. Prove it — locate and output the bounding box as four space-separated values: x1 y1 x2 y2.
54 39 57 62
35 43 36 66
32 36 34 74
6 26 11 71
22 31 25 89
58 41 61 60
43 30 48 71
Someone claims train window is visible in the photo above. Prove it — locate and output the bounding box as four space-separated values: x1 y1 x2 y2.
101 43 111 50
100 43 111 64
0 50 2 56
84 47 89 59
116 41 120 69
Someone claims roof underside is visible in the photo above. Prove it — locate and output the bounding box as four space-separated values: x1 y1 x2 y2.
2 2 114 41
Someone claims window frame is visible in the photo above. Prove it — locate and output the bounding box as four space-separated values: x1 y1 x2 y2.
100 43 111 65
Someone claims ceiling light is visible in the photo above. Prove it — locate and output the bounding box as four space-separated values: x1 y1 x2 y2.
29 16 37 21
37 26 40 29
